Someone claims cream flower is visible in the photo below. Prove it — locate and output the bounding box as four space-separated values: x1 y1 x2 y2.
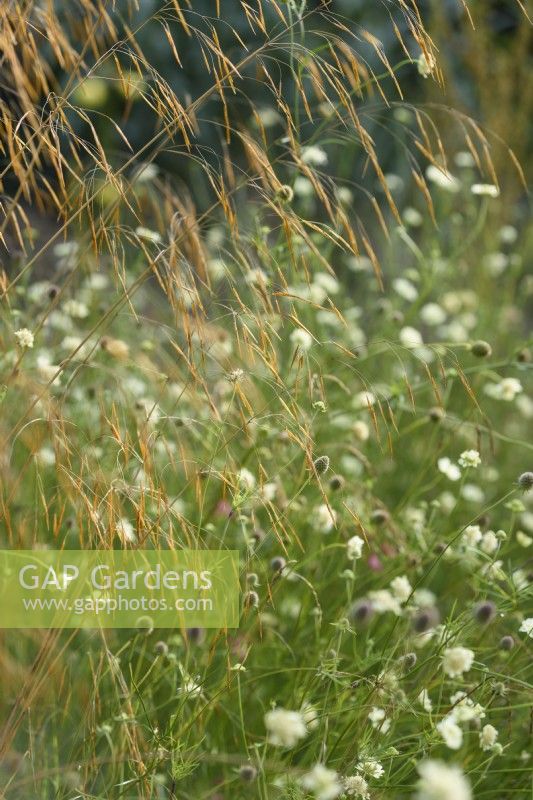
415 760 471 800
264 707 307 748
437 715 463 750
442 647 475 678
479 723 499 751
14 328 34 348
301 764 341 800
346 535 365 560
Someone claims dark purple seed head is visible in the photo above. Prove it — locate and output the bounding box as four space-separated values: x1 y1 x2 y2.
400 652 417 671
518 472 533 492
270 556 286 573
186 627 205 645
239 764 257 782
154 640 169 656
412 606 440 633
349 599 374 625
329 474 345 491
474 601 496 624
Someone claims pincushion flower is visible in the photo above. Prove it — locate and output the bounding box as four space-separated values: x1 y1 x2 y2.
415 760 471 800
264 707 307 748
442 647 475 678
14 328 34 348
301 764 341 800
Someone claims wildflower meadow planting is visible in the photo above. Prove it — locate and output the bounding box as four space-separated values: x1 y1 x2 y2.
0 1 531 798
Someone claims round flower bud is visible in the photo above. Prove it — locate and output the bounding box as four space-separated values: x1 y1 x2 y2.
275 184 294 203
428 407 445 423
349 599 374 625
154 640 169 656
412 606 440 633
400 652 417 671
313 455 330 476
474 601 496 624
270 556 287 573
371 508 389 525
186 627 205 644
499 635 514 651
239 764 258 782
518 472 533 492
470 340 492 358
329 474 345 491
244 590 260 609
251 527 265 544
516 348 531 363
136 616 154 634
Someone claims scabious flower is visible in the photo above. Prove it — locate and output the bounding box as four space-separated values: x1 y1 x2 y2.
449 691 485 723
290 327 313 352
438 457 461 481
343 774 370 798
264 707 307 748
237 468 256 492
403 206 423 227
437 715 463 750
399 326 424 347
426 165 460 193
356 759 384 779
239 764 257 782
518 472 533 492
390 575 412 603
519 618 533 638
63 299 89 318
314 504 337 534
313 455 330 475
116 518 137 544
135 225 162 243
353 420 370 441
442 647 475 678
417 52 436 78
301 145 328 166
471 183 500 198
462 525 483 547
484 377 523 401
14 328 34 348
461 483 485 504
367 707 390 733
479 724 499 751
349 599 374 625
368 589 401 616
415 760 471 800
420 302 446 326
346 535 365 560
353 391 377 413
516 531 532 547
300 764 341 800
470 340 492 358
418 689 433 712
301 702 319 730
393 277 418 301
480 530 499 555
100 336 130 359
458 450 481 468
474 600 496 624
